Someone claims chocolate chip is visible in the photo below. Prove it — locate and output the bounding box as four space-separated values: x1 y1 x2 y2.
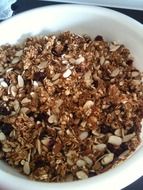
0 123 13 136
95 35 103 41
0 106 11 116
33 72 46 82
27 111 35 117
100 124 114 134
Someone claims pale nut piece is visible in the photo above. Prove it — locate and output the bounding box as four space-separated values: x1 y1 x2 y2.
79 131 88 140
83 156 93 166
0 132 6 141
76 159 86 167
15 50 23 57
0 81 8 88
114 129 122 137
101 153 114 165
75 56 85 64
48 114 58 124
76 171 88 179
17 75 24 88
123 133 135 142
63 69 72 78
11 57 20 64
23 161 30 175
83 100 94 110
108 135 122 146
111 68 120 77
37 61 48 69
93 144 106 151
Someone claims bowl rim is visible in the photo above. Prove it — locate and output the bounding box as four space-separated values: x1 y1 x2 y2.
0 4 143 190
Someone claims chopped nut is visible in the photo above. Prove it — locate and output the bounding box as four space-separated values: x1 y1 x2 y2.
114 129 122 137
21 98 31 104
110 44 120 52
0 32 142 182
37 61 48 69
83 100 94 110
123 133 135 142
0 132 6 141
108 135 122 146
101 153 114 165
11 57 20 64
23 161 30 175
2 147 11 152
76 171 88 179
48 114 58 124
52 73 61 81
79 131 88 140
63 69 72 78
93 144 106 151
0 81 8 88
10 85 17 97
83 156 93 166
75 56 85 64
84 70 93 86
15 50 23 57
17 75 24 88
13 100 20 113
111 68 120 77
76 159 86 167
132 71 139 77
37 139 42 155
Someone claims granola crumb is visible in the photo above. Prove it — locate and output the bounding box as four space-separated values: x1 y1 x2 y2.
0 31 143 182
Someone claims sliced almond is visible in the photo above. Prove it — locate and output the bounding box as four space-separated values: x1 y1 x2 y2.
17 75 24 88
23 161 30 175
63 69 72 78
108 135 122 146
101 153 114 165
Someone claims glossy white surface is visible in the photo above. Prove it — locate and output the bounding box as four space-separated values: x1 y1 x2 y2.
0 5 143 190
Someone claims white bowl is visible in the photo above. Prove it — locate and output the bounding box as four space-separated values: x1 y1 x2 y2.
0 4 143 190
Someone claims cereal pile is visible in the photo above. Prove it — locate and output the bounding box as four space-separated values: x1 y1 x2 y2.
0 32 143 182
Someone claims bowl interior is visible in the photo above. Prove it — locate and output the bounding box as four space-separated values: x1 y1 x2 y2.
0 4 143 190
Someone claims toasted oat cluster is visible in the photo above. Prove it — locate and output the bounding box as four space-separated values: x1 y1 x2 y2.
0 32 143 182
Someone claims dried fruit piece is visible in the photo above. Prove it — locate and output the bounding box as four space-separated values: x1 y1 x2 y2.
0 123 13 136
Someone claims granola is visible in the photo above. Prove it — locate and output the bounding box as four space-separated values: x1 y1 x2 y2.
0 32 143 182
